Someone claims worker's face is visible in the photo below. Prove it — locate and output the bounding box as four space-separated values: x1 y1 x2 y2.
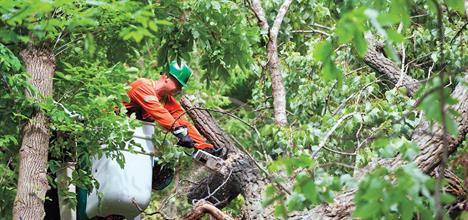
164 75 182 96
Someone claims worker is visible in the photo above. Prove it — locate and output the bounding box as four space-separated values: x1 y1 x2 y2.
123 60 224 156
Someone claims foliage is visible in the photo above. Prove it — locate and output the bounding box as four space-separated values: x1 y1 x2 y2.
263 153 343 217
0 43 27 218
0 0 466 218
353 164 439 219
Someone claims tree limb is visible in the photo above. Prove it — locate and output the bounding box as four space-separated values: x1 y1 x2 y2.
364 34 421 96
248 0 269 33
182 200 236 220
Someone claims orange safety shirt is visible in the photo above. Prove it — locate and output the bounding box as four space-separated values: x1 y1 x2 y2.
123 78 209 148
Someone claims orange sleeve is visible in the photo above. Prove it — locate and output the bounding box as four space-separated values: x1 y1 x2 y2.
165 96 206 145
127 80 181 130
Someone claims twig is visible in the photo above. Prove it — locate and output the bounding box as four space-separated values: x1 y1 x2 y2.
355 113 364 147
332 80 382 116
320 162 355 169
321 145 356 156
312 112 357 159
291 29 330 36
394 40 406 89
321 80 338 116
449 21 468 45
197 169 233 203
131 198 175 219
182 200 235 220
53 28 66 50
310 23 332 30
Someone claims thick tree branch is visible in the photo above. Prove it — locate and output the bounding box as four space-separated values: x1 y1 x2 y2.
270 0 293 41
364 35 421 96
181 97 274 218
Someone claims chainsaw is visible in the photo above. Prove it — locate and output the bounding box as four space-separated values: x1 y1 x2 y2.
192 143 229 176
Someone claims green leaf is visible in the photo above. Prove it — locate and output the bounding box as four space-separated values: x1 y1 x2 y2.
418 91 441 122
353 200 380 219
377 13 400 26
446 113 459 136
320 61 342 84
148 21 158 32
353 31 368 57
287 193 305 211
302 180 318 203
445 0 465 13
274 204 288 218
155 20 172 26
313 40 333 62
336 18 354 44
386 29 405 43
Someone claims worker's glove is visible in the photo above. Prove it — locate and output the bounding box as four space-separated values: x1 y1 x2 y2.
172 126 195 148
172 125 188 137
202 147 228 159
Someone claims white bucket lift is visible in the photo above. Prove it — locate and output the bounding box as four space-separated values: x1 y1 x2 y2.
86 122 155 219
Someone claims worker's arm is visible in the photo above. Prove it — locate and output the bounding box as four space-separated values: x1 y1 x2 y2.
127 80 181 130
165 96 208 147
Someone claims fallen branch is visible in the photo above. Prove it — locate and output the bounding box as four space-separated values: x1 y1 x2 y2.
182 200 236 220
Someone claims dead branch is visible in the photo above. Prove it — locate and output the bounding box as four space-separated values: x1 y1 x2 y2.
182 200 236 220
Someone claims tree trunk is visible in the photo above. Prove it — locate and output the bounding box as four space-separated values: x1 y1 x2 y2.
249 0 292 126
267 0 292 126
181 97 274 219
267 40 288 126
13 45 55 220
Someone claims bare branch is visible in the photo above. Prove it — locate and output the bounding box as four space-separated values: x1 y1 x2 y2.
182 200 235 220
312 112 358 159
249 0 269 33
270 0 293 41
291 29 330 36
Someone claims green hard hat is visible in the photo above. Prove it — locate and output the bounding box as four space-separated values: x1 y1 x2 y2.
168 60 191 87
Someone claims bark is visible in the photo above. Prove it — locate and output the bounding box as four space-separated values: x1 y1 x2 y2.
364 36 420 97
13 45 56 219
249 0 292 126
